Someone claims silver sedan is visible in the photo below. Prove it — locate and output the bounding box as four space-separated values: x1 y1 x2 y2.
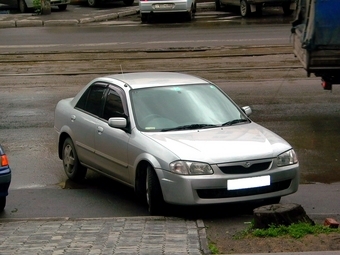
54 72 299 215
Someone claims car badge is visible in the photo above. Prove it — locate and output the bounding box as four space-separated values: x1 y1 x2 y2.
244 162 251 168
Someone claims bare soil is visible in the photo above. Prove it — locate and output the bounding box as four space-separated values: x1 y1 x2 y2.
205 216 340 254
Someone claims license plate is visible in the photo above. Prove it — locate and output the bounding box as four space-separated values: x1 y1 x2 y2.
227 175 270 190
153 3 174 9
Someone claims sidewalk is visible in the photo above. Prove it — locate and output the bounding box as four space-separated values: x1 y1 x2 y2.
0 216 207 255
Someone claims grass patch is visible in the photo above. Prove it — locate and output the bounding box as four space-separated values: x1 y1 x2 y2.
208 241 220 254
238 222 340 239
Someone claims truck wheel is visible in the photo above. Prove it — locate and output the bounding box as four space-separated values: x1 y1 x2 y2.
240 0 250 17
62 138 87 182
146 166 165 215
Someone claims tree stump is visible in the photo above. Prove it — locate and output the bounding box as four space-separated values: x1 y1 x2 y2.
253 203 314 229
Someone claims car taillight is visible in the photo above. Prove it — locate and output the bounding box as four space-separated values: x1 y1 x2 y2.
1 155 9 167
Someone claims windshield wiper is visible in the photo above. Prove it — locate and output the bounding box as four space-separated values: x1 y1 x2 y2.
222 119 249 126
161 124 219 132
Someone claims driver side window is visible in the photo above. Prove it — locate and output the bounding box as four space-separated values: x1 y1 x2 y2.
103 89 125 120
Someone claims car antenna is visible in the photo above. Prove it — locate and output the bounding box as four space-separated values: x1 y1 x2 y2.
120 65 124 74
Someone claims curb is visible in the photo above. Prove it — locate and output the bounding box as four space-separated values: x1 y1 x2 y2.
0 7 139 28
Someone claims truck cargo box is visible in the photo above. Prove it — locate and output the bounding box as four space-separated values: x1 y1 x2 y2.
291 0 340 89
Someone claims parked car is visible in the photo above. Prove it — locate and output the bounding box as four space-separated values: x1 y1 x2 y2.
0 0 69 13
215 0 296 17
0 144 11 211
54 72 299 215
139 0 196 23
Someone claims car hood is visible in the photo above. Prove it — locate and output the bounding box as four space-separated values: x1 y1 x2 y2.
142 123 291 163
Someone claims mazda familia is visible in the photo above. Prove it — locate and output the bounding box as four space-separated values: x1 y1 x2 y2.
54 72 299 215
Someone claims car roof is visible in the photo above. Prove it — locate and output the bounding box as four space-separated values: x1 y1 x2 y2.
104 72 209 89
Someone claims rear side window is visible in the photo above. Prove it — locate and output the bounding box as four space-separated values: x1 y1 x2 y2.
76 84 107 117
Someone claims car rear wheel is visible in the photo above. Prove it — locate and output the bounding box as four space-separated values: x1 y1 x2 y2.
18 0 27 13
240 0 250 17
0 197 6 211
62 138 87 182
58 4 67 10
146 166 165 215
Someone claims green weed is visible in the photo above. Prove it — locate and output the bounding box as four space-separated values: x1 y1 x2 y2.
245 222 340 239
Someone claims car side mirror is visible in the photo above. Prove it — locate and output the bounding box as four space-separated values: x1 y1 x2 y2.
108 117 127 128
242 106 252 116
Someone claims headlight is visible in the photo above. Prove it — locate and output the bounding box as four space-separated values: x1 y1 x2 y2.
277 149 298 167
169 161 213 175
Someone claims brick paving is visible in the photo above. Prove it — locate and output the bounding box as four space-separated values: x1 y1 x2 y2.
0 217 206 255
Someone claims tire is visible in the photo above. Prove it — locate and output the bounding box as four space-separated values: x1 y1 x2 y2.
240 0 250 17
141 13 148 23
215 0 222 11
58 4 67 10
123 0 134 6
186 5 194 22
282 3 293 16
88 0 99 7
62 138 87 182
146 166 165 215
0 197 6 211
18 0 27 13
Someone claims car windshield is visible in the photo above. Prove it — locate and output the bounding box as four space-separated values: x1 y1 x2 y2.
130 83 249 132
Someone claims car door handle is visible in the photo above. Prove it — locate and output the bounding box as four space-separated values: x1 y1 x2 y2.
97 126 104 134
71 115 76 122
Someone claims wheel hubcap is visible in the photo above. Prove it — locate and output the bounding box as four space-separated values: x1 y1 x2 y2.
63 145 74 174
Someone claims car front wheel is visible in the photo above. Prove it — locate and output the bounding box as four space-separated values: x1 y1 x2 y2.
62 138 87 182
240 0 250 17
146 166 165 215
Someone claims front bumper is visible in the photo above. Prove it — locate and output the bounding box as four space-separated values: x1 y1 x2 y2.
156 163 299 205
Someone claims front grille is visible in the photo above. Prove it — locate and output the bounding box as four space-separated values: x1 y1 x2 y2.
196 180 291 199
219 161 271 174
